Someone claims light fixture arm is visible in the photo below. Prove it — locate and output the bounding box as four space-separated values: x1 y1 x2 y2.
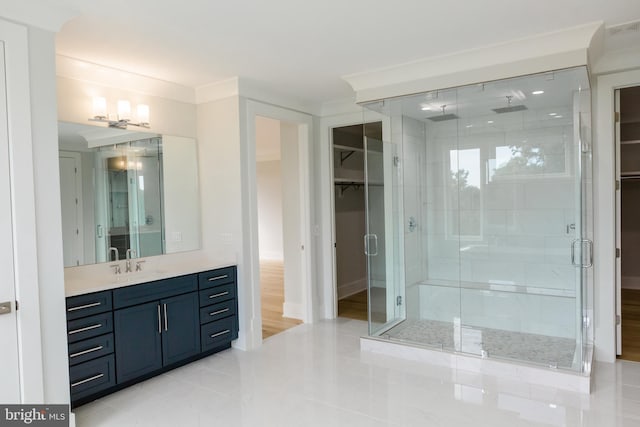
88 117 150 129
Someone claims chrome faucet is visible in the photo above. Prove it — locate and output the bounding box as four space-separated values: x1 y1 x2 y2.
109 247 119 261
125 249 137 273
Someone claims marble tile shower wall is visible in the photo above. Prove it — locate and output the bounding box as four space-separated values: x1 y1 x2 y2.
405 116 579 338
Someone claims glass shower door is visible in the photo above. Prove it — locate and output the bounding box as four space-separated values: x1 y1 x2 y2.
365 137 403 335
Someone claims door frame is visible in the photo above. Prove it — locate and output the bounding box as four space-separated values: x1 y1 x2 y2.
595 69 640 363
59 151 84 266
323 112 391 319
0 19 45 402
243 99 314 348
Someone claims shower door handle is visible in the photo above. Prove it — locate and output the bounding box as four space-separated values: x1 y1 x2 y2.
571 239 593 268
364 234 378 256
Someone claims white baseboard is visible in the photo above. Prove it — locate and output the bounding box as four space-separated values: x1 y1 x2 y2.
338 277 367 300
622 276 640 290
283 301 304 320
69 412 76 427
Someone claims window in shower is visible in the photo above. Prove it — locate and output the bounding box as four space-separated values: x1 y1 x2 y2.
447 148 482 239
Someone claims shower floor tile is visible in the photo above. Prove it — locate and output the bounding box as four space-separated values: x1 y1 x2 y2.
385 319 577 369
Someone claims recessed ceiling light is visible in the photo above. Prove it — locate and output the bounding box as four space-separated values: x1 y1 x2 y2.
466 124 473 128
555 115 563 118
532 90 544 95
421 105 431 111
487 120 494 124
548 113 557 116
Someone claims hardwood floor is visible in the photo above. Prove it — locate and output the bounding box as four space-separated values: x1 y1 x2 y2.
260 259 302 339
337 290 368 321
621 288 640 362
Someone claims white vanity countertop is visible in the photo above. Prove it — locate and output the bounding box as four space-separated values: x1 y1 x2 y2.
64 257 237 297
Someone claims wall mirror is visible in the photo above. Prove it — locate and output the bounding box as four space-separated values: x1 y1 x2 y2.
58 122 201 267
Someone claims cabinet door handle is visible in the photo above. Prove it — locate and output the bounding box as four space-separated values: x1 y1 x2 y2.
209 308 229 316
208 275 228 281
71 373 104 388
163 303 168 331
210 330 230 339
68 324 102 335
67 302 101 312
157 305 162 334
208 291 229 299
70 345 104 359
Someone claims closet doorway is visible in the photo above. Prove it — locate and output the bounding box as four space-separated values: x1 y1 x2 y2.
255 115 303 339
616 85 640 361
333 122 382 321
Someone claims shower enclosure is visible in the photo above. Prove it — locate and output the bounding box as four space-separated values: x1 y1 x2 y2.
362 67 593 373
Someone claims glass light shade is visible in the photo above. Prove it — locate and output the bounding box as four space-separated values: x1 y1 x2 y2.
137 104 150 124
93 97 107 118
117 100 131 120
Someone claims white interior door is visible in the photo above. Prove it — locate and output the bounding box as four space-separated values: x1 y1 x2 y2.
59 152 83 267
0 40 21 403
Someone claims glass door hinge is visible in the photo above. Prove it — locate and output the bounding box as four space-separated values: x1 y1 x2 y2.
616 180 620 191
616 314 621 325
616 248 621 258
396 296 402 306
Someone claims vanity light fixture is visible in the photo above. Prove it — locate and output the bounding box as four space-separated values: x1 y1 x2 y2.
532 90 545 95
89 96 150 129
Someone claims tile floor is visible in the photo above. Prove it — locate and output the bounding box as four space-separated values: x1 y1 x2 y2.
75 319 640 427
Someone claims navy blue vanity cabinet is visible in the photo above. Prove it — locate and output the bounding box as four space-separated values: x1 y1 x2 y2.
113 275 200 384
66 290 115 404
67 265 238 408
198 266 239 352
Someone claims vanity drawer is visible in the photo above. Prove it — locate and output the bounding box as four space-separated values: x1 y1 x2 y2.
199 283 236 307
70 354 116 401
66 291 112 321
199 266 236 290
67 312 113 343
113 274 197 309
199 299 236 325
201 317 237 352
68 333 114 366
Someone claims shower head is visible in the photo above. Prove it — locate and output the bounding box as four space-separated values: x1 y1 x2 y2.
492 95 527 114
492 105 528 114
427 114 460 122
427 105 459 121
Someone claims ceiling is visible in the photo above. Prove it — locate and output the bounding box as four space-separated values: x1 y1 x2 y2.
55 0 640 105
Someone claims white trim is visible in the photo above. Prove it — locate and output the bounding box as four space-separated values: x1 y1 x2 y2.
195 77 239 104
594 68 640 363
0 2 76 32
56 55 197 104
282 302 304 320
320 110 391 320
0 18 44 402
243 99 314 349
344 22 601 103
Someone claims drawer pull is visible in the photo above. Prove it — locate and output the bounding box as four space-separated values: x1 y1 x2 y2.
67 302 101 312
70 345 104 359
208 291 229 299
209 308 229 316
210 330 231 339
71 373 105 388
68 324 102 335
208 274 228 282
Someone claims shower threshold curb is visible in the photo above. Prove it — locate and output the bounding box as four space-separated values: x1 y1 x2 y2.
360 336 592 394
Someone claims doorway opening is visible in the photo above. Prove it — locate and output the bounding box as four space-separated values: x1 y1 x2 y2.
332 122 382 321
255 115 303 339
617 85 640 362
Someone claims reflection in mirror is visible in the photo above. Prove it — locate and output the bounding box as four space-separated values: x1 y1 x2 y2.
58 122 201 267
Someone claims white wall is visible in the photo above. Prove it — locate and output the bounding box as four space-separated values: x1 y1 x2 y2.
256 161 284 260
163 135 201 254
256 115 284 261
56 76 197 139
